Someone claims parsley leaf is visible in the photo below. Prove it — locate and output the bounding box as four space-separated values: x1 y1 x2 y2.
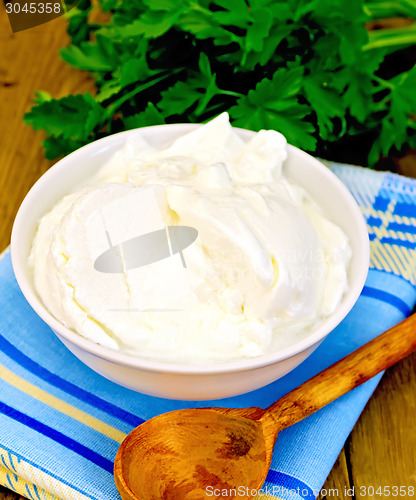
42 136 88 160
123 103 165 130
60 35 119 72
24 93 105 140
229 68 317 150
303 74 346 140
369 65 416 164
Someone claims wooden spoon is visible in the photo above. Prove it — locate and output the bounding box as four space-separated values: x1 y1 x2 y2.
114 314 416 500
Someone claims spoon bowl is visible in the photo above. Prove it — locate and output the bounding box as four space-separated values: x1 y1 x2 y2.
114 314 416 500
115 408 277 500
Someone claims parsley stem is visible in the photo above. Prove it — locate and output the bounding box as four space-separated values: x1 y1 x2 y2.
364 1 416 20
373 75 395 90
187 1 214 17
105 69 181 118
200 103 232 116
220 90 244 98
363 23 416 51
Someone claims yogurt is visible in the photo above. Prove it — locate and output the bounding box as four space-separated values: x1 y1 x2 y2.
29 113 350 363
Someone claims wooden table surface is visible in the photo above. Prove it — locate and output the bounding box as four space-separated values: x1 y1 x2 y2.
1 6 416 500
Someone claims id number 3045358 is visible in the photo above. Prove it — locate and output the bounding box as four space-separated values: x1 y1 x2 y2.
359 485 415 496
6 2 63 14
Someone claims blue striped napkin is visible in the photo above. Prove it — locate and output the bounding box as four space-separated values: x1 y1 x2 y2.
1 164 415 500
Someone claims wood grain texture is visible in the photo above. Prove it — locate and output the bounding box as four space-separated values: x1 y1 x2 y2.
0 489 22 500
349 352 416 498
1 5 416 500
115 407 277 500
0 5 95 252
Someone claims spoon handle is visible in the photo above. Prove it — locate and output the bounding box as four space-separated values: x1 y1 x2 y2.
266 314 416 430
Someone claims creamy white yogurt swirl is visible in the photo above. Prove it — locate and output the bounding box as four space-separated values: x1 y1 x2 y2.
29 113 350 363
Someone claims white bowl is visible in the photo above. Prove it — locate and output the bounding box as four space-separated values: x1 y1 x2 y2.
11 124 369 400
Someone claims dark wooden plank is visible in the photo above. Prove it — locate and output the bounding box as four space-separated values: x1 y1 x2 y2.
0 6 94 252
348 353 416 499
0 487 22 500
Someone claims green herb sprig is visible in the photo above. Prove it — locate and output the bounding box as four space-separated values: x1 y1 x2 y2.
24 0 416 165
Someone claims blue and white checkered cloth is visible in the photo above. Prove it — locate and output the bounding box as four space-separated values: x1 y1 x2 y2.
0 163 415 500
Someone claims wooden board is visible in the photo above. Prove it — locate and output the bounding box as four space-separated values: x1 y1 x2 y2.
1 5 415 500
